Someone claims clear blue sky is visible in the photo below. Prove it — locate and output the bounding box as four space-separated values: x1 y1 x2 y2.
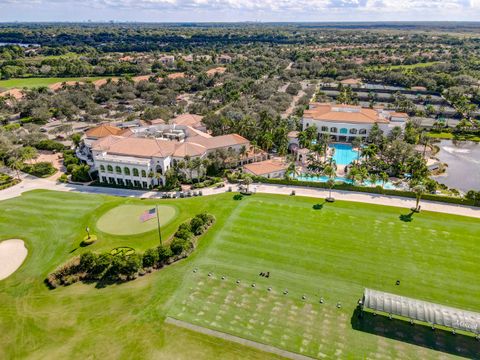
1 0 479 22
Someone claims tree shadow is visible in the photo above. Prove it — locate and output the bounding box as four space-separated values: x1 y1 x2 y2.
399 211 415 222
313 201 326 210
351 307 480 358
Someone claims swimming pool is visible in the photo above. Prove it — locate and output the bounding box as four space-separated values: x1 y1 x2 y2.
296 175 397 190
330 143 359 165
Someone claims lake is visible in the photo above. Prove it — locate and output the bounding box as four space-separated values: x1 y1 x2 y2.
432 140 480 192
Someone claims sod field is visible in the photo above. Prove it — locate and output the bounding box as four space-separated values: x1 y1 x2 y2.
0 190 479 359
0 76 105 89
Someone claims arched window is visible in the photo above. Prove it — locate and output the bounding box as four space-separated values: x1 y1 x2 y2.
107 165 113 173
349 128 358 134
156 165 163 175
141 170 147 177
124 167 130 176
330 127 338 133
115 166 122 174
359 128 367 135
100 165 105 172
321 126 328 132
340 128 348 134
133 168 139 177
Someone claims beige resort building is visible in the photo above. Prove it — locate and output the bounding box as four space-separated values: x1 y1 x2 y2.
302 103 408 142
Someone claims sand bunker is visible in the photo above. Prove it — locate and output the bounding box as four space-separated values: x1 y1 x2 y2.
0 239 28 280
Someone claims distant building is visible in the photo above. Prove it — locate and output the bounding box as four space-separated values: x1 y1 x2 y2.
159 55 175 67
302 103 408 142
243 159 287 179
218 54 232 64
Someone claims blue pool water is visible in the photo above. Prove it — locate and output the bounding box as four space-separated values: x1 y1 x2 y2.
296 175 397 190
331 143 359 165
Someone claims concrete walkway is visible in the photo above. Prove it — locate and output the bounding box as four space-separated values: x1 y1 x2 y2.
1 174 479 219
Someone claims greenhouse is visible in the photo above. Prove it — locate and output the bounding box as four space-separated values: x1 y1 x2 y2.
362 288 480 335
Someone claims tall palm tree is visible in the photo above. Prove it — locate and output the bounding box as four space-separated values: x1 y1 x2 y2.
379 172 389 189
322 164 336 202
285 162 300 181
412 184 426 212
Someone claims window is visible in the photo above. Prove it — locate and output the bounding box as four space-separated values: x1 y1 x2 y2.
142 181 148 188
101 176 107 183
349 128 358 134
133 168 139 177
107 165 113 173
115 166 122 174
124 167 130 176
108 177 115 184
134 180 140 187
117 178 124 186
321 126 328 132
125 179 132 187
340 128 348 134
156 165 163 175
141 170 147 177
359 128 367 135
330 127 338 133
100 165 105 172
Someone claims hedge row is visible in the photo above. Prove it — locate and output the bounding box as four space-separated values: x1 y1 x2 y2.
45 212 215 288
253 177 479 207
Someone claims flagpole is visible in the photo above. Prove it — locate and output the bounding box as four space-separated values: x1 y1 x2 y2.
155 204 162 246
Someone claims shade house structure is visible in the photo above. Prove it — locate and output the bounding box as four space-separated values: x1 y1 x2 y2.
361 288 480 335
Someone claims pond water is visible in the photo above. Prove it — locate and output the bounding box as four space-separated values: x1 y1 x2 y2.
432 140 480 192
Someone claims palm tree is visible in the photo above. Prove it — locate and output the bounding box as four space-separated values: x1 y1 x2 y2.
379 172 389 189
191 157 203 182
239 145 247 161
7 157 23 180
285 162 300 181
356 166 369 185
368 173 379 187
322 164 336 202
243 175 253 193
412 184 426 212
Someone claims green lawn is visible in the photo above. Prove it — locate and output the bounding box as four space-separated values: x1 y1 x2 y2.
0 76 105 89
367 61 440 71
0 190 479 359
427 131 480 142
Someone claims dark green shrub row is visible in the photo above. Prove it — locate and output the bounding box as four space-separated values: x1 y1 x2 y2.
22 162 57 178
253 177 478 207
33 139 66 152
190 177 223 189
45 212 215 289
0 173 20 190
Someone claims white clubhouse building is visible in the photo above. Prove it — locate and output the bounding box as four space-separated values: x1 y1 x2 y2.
79 114 265 189
302 103 408 142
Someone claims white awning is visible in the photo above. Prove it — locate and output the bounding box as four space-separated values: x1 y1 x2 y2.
363 288 480 334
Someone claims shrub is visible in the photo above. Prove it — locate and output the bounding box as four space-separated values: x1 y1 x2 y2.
157 245 173 263
233 194 243 200
143 248 159 268
174 228 194 241
79 252 97 272
22 162 56 177
34 139 65 152
170 237 191 255
71 164 91 182
59 174 68 183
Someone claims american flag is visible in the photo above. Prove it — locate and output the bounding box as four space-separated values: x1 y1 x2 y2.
140 208 156 222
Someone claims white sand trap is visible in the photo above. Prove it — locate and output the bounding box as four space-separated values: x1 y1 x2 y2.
0 239 28 280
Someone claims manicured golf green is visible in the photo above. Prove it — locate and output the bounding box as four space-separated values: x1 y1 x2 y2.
96 204 177 236
0 190 479 359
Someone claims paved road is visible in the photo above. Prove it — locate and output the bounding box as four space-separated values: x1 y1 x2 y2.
1 174 479 219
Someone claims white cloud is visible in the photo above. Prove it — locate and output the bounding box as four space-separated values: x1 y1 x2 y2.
1 0 479 21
